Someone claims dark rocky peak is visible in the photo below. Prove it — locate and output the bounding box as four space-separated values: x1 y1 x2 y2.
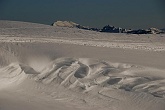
101 25 126 33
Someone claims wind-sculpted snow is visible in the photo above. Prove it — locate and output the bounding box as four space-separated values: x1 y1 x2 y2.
0 63 38 86
1 58 165 99
0 21 165 110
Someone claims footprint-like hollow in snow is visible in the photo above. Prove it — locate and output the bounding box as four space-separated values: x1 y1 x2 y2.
74 66 89 78
107 78 122 85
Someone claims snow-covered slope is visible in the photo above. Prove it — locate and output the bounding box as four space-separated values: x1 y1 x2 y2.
0 20 165 110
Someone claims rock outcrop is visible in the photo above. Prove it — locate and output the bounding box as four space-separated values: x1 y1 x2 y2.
126 29 151 34
52 21 100 31
127 28 165 34
101 25 126 33
52 21 79 28
148 28 164 34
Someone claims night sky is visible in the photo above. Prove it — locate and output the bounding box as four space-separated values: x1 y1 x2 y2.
0 0 165 29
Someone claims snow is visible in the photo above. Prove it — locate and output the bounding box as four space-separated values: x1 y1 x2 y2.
0 20 165 110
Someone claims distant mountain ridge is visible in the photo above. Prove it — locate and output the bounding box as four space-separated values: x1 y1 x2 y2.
52 21 165 34
52 21 100 31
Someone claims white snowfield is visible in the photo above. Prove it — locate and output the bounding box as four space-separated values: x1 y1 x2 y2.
0 20 165 110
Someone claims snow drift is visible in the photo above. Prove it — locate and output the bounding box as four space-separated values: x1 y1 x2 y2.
1 57 165 110
0 20 165 110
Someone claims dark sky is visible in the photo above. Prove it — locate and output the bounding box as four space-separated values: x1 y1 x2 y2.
0 0 165 29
